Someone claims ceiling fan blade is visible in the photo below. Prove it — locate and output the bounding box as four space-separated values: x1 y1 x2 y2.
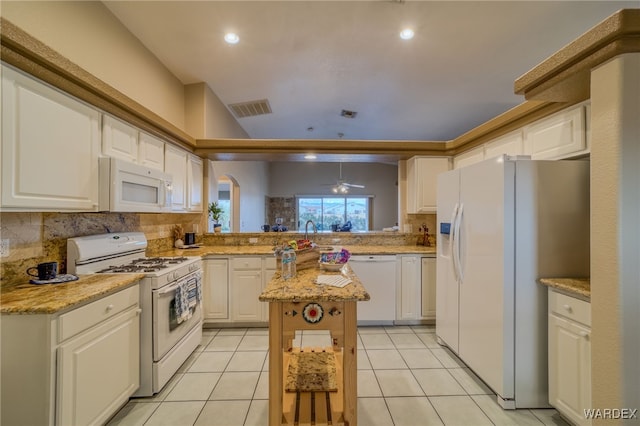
344 183 365 188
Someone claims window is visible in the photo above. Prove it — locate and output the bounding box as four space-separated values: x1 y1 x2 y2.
298 197 370 231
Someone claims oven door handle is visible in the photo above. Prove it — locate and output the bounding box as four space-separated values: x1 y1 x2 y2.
158 281 182 296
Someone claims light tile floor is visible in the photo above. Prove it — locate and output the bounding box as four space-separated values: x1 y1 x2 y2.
107 325 570 426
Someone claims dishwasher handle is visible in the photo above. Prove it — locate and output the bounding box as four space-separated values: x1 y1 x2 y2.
350 256 396 262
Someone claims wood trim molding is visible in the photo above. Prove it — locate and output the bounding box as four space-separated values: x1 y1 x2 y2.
195 138 448 162
514 9 640 102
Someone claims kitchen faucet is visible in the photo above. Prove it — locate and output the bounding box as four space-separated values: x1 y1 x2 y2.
304 220 318 240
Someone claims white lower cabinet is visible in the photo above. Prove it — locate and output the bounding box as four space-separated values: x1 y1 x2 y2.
548 290 591 426
0 284 140 426
57 306 140 425
420 256 437 320
203 258 229 320
397 255 437 323
263 257 277 321
231 273 263 322
397 255 421 321
203 256 273 324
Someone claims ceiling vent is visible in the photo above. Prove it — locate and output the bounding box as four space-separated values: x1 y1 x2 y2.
228 99 272 118
340 109 358 119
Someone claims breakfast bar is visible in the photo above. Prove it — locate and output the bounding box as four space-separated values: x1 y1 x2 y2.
259 266 369 426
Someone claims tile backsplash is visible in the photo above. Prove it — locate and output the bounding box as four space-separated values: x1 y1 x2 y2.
1 211 437 283
0 212 203 282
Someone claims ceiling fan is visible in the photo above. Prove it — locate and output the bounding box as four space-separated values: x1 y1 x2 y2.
325 163 365 194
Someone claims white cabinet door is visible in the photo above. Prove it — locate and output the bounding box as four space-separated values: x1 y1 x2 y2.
102 115 139 162
164 144 188 211
187 154 204 212
231 269 263 322
1 65 101 211
524 105 587 160
262 257 277 321
203 259 229 320
484 130 524 160
453 146 485 169
548 313 592 426
407 157 450 213
420 257 437 320
138 132 165 171
57 306 140 426
397 255 421 320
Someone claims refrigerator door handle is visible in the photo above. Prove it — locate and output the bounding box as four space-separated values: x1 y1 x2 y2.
449 203 460 282
454 203 464 282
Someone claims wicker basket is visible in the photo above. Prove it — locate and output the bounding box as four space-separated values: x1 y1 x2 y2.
276 247 321 271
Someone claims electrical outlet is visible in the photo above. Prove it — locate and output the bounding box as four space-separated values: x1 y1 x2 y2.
0 239 9 258
249 237 258 244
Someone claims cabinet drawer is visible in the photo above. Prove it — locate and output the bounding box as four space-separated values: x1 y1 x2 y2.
549 290 590 327
231 257 262 270
58 285 139 342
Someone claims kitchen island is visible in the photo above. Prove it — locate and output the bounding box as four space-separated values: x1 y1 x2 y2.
259 265 369 426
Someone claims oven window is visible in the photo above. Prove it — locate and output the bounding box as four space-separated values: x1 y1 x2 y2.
122 181 159 204
168 299 180 331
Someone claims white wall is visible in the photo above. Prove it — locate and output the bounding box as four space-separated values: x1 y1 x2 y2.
209 161 270 232
2 1 186 130
268 162 398 230
185 83 249 139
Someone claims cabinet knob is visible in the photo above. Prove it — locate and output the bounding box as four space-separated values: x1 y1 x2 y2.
106 304 114 312
562 304 573 313
579 331 589 339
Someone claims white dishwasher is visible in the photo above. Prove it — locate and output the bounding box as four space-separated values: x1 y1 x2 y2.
349 255 396 325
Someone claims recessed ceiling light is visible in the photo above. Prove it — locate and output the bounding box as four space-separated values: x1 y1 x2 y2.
224 33 240 44
400 28 414 40
304 154 317 160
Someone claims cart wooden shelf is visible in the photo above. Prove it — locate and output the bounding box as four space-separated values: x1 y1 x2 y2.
260 266 369 426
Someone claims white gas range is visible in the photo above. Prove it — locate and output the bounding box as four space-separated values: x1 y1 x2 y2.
67 232 203 397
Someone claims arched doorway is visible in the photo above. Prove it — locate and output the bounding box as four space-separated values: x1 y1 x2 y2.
214 175 240 232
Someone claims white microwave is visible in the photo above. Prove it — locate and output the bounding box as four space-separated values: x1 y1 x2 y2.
99 157 173 212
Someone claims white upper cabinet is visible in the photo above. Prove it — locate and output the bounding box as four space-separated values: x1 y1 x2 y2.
164 144 188 211
187 154 204 212
138 132 165 171
102 115 139 162
524 104 587 160
407 157 451 213
484 130 525 160
454 102 590 167
1 65 101 211
453 146 484 169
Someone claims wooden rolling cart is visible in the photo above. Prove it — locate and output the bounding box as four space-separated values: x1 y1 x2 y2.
259 266 370 426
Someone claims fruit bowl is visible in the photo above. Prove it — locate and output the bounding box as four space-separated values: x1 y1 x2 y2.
319 262 346 272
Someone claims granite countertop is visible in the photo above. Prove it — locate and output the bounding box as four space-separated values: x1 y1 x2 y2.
1 274 144 315
538 278 591 302
158 244 436 258
2 244 426 315
259 264 370 303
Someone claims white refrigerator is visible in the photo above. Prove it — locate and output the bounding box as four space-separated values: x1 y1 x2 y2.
436 155 590 409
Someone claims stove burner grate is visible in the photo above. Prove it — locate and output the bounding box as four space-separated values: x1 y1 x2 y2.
96 256 190 274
